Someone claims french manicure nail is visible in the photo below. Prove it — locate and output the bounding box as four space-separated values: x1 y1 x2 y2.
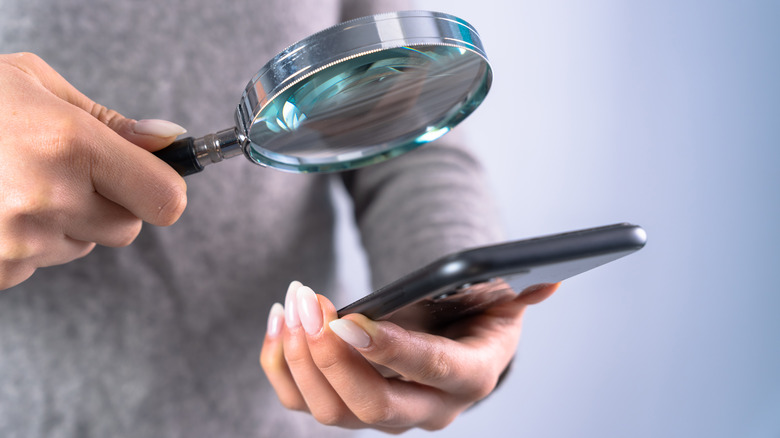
266 303 285 339
284 281 302 328
329 319 371 349
297 286 323 335
133 119 187 138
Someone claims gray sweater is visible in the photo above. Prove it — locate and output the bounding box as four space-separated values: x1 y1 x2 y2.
0 0 502 436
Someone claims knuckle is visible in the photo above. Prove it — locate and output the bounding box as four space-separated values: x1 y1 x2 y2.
354 398 395 426
259 350 289 381
0 53 53 98
0 193 55 264
17 52 43 65
49 117 80 150
259 352 277 374
1 202 56 264
72 242 96 260
311 406 351 426
369 326 410 366
374 343 404 366
0 261 36 290
459 356 498 400
106 219 143 248
46 117 91 168
470 373 498 400
8 52 44 71
278 395 307 412
3 185 55 219
0 238 34 263
282 343 311 370
310 349 341 373
418 348 452 383
421 413 458 431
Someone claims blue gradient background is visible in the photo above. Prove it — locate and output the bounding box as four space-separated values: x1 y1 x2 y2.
353 1 780 437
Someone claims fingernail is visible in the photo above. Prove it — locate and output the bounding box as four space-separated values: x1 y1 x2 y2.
266 303 285 339
297 286 323 336
329 319 371 349
284 281 302 328
132 119 187 138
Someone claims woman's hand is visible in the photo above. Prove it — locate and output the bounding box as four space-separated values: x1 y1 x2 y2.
260 280 558 433
0 52 188 289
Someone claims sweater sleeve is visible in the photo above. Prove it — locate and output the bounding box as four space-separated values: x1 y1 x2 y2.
336 0 503 289
341 130 505 290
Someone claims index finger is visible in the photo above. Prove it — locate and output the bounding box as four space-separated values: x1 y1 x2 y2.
300 292 464 430
86 119 187 226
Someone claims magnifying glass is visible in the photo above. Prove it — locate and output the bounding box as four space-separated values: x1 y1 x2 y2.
154 10 492 176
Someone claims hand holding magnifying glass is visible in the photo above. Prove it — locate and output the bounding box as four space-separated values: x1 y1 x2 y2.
0 10 491 289
154 11 493 176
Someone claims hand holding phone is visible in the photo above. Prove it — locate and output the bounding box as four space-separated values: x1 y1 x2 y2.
261 223 646 430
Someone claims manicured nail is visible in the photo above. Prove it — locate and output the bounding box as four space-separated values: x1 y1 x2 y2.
297 286 323 335
284 281 302 328
133 119 187 138
329 319 371 349
266 303 285 339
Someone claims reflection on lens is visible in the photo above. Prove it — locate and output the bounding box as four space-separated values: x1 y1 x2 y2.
247 45 490 173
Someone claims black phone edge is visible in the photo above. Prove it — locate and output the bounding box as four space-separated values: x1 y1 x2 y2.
337 223 646 319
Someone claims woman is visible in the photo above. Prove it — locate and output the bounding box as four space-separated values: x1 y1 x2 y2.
0 0 556 435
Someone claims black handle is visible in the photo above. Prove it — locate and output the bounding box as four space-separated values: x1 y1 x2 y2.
153 137 204 176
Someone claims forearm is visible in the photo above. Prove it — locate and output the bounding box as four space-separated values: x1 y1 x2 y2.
342 133 504 289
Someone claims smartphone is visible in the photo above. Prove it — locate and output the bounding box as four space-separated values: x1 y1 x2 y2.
337 223 647 331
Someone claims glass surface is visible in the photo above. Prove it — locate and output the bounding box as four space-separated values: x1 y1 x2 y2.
246 45 491 173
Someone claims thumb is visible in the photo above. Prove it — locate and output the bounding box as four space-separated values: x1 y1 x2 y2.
113 118 188 152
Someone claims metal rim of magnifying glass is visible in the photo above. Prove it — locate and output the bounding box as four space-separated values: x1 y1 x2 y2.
227 10 493 173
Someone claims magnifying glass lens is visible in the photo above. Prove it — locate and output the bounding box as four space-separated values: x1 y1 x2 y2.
152 12 492 177
247 45 490 173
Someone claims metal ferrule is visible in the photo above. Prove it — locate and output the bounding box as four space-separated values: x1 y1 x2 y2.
193 127 247 168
